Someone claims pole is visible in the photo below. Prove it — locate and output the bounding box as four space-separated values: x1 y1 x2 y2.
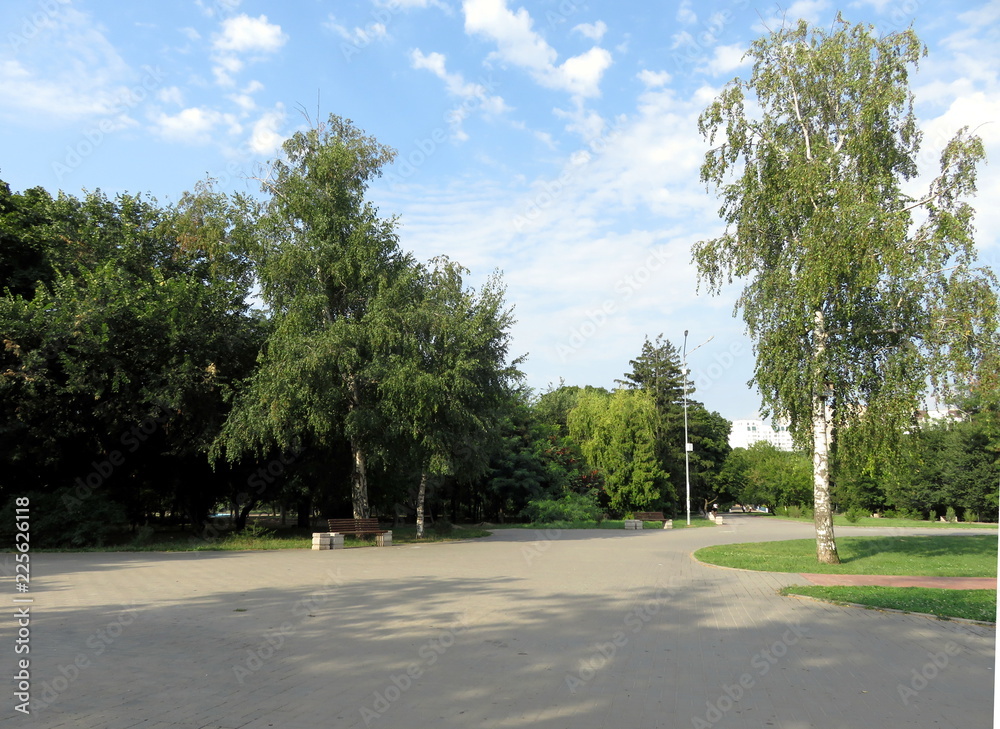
683 330 691 526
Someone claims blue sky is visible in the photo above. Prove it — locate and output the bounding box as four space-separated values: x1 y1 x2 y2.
1 0 998 421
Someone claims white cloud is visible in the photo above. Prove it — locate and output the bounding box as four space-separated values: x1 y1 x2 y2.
213 14 286 53
248 104 287 154
410 49 510 139
325 15 388 45
573 21 608 42
463 0 612 99
151 107 242 144
637 69 672 88
211 14 287 86
676 0 697 25
197 0 242 18
157 86 184 106
702 43 749 76
0 6 145 127
753 0 831 33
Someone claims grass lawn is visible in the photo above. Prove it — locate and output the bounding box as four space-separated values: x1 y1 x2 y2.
696 535 998 621
694 535 998 576
780 585 997 623
767 514 997 529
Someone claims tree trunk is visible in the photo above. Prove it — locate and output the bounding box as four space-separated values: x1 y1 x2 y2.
350 438 371 519
416 470 428 539
812 310 840 564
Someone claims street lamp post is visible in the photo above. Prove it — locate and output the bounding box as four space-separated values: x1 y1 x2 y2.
683 330 691 526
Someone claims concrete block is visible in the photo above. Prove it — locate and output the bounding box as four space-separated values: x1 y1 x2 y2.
377 531 392 547
663 520 673 529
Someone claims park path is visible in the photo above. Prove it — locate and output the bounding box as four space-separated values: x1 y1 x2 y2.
0 514 994 729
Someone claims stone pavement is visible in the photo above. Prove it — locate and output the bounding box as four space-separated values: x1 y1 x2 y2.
1 515 995 729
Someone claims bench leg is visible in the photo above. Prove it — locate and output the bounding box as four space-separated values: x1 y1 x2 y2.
376 531 392 547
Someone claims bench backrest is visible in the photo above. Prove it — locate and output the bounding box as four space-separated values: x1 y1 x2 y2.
328 517 382 532
634 512 665 520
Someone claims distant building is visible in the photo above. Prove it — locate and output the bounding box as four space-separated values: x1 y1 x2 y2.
729 417 796 451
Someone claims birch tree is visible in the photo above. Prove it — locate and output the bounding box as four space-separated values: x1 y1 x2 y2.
694 18 998 563
379 257 521 537
214 116 414 518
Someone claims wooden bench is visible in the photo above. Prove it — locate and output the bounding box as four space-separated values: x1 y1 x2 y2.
327 518 392 546
634 511 668 525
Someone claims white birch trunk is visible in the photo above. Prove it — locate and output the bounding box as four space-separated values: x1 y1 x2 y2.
812 310 840 564
416 470 428 539
350 438 370 519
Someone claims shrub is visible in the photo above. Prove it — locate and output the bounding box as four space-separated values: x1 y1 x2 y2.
946 506 958 523
0 489 129 548
844 506 867 523
929 510 937 523
521 491 602 524
964 510 980 523
430 519 454 536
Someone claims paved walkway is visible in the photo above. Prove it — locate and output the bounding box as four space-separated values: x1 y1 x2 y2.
1 514 995 729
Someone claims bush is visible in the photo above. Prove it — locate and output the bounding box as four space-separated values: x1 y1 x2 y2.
0 489 129 548
430 519 454 536
521 491 602 524
929 510 937 523
964 510 980 523
946 506 958 523
844 506 867 523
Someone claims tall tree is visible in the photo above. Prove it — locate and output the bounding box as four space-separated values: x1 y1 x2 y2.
214 115 414 518
694 18 998 562
567 388 668 513
378 257 522 537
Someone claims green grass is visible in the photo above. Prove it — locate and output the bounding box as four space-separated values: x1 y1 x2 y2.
781 585 997 622
768 513 997 529
694 535 998 577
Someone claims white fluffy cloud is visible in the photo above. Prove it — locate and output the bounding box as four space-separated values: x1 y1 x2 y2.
410 49 510 139
462 0 612 99
248 104 287 155
573 21 608 42
150 107 241 145
211 14 287 86
213 14 287 53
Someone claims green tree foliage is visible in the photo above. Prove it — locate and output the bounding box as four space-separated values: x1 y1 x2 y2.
377 257 522 536
567 388 667 513
1 182 263 531
213 116 415 518
616 335 731 514
730 443 812 513
694 18 998 562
